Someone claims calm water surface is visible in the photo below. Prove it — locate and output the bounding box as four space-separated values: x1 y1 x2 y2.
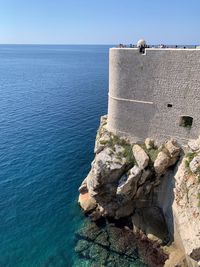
0 45 109 267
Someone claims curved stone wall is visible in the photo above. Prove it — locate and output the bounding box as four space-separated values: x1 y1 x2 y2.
107 48 200 144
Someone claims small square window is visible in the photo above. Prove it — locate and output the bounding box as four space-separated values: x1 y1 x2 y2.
167 104 173 107
179 116 193 128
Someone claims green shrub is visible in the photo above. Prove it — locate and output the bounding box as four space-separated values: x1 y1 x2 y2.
139 143 159 166
185 152 196 162
184 152 197 170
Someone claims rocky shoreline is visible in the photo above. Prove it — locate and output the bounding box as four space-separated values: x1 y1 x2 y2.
77 115 200 267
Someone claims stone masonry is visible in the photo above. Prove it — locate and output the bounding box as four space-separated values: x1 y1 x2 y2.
107 48 200 145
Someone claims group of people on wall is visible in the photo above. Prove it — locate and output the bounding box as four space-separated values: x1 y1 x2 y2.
117 40 198 49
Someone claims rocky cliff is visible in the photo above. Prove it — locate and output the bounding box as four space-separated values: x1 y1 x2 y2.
78 115 200 267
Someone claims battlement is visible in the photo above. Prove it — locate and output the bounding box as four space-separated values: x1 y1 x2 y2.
107 47 200 144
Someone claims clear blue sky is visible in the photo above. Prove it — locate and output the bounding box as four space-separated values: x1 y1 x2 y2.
1 0 200 44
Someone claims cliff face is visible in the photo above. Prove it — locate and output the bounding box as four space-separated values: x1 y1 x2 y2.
78 115 200 267
173 148 200 265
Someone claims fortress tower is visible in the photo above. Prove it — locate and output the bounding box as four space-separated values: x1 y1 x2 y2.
107 46 200 144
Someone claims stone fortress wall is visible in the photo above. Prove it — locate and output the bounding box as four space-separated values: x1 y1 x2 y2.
107 47 200 144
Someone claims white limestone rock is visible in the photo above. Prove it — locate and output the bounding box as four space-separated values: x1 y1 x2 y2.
154 151 170 175
173 154 200 265
188 139 200 152
94 115 109 154
116 165 141 198
164 139 181 158
154 140 181 176
94 133 110 154
132 144 149 169
145 138 155 150
87 146 127 198
189 155 200 173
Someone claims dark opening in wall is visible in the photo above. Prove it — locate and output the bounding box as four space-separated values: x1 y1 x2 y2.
167 104 173 107
179 116 193 128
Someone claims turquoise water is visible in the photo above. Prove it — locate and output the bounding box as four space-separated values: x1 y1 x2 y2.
0 45 109 267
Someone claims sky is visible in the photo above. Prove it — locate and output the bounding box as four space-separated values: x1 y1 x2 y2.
0 0 200 45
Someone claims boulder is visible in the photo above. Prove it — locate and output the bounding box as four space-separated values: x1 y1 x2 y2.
164 139 181 158
154 151 170 175
189 155 200 173
138 169 151 185
147 233 162 245
145 138 155 150
87 146 127 199
78 192 97 212
188 139 200 152
132 144 149 169
116 166 141 199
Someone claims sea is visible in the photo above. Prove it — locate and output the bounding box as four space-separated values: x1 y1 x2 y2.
0 45 110 267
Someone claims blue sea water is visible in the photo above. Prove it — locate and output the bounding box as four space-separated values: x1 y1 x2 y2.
0 45 110 267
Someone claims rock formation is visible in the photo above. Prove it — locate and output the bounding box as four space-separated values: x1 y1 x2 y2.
78 115 200 267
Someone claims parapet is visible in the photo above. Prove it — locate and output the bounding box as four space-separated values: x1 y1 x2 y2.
107 47 200 144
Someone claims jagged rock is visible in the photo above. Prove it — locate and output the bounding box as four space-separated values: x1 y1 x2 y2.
88 243 108 264
74 240 89 253
154 140 181 176
116 166 141 199
164 246 187 267
78 119 200 265
136 232 169 267
93 147 127 183
132 144 149 169
94 115 109 154
107 225 137 255
75 222 102 241
75 219 168 267
95 231 109 247
78 192 97 212
138 169 151 185
95 132 111 154
188 138 200 152
189 155 200 173
87 146 127 198
164 139 181 158
147 233 163 245
145 138 155 150
78 177 88 194
89 209 102 222
154 151 170 175
173 153 200 266
143 181 153 195
115 202 135 218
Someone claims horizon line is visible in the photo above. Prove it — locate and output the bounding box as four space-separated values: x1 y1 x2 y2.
0 43 198 46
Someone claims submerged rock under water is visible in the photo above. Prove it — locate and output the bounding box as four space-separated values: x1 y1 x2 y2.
74 219 168 267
